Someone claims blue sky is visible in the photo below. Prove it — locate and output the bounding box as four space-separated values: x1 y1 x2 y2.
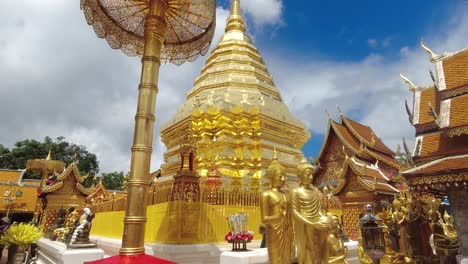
0 0 467 172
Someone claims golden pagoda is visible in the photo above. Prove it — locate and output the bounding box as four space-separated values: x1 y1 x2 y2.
160 0 310 188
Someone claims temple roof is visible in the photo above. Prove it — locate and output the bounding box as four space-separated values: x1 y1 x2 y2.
42 161 92 195
442 48 468 90
402 154 468 176
318 115 400 169
314 114 400 195
341 117 395 156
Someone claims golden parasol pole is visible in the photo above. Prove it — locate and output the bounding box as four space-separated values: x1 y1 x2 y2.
120 0 167 255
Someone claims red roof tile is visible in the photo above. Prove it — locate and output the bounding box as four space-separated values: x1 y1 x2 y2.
343 117 395 156
443 49 468 90
402 155 468 176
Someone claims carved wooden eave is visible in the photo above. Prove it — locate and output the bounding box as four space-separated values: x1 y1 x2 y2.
42 162 93 196
86 180 109 202
349 157 399 195
331 155 350 195
363 148 401 169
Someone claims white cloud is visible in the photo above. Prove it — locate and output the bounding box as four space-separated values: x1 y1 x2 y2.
241 0 283 28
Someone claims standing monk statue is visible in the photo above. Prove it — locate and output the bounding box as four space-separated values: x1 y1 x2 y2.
260 148 295 264
291 158 333 264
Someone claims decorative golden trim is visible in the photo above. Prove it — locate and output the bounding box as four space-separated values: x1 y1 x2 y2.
440 85 468 99
406 172 468 185
447 125 468 137
42 181 63 193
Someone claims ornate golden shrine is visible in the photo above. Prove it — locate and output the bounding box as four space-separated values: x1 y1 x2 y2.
313 112 400 237
400 42 468 256
38 160 92 231
160 0 310 187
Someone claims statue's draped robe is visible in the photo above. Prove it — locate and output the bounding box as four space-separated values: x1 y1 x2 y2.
291 186 330 264
261 190 295 264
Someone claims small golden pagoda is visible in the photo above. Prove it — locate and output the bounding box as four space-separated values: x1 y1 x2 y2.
313 111 400 237
400 43 468 256
160 0 310 188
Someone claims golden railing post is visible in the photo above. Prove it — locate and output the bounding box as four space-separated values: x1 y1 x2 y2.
120 0 168 255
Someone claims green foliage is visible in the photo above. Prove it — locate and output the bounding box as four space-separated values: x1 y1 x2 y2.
101 171 126 191
0 137 99 187
0 223 43 249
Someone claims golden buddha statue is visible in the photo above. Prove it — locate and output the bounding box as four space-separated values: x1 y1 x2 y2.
291 158 333 264
260 149 295 264
392 198 410 260
327 215 348 264
376 201 401 257
53 208 80 242
428 208 459 263
442 211 458 241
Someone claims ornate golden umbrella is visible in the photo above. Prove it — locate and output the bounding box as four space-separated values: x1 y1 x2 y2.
80 0 216 260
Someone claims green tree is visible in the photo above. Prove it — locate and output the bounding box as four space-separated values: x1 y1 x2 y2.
0 144 10 168
1 137 99 187
101 171 126 191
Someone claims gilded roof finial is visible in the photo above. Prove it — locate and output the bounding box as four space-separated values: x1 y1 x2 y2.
272 146 278 161
420 38 447 62
72 153 78 163
46 148 52 160
336 105 343 116
226 0 246 33
400 73 417 92
325 110 331 119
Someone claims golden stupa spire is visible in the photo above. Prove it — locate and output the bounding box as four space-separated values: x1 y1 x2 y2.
45 148 52 160
225 0 246 33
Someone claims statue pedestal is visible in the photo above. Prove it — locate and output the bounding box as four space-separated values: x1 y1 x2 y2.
37 238 104 264
219 248 268 264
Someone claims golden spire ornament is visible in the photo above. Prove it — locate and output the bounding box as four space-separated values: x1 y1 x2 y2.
80 0 216 261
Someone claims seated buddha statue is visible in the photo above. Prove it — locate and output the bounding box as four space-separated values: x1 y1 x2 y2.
327 215 348 264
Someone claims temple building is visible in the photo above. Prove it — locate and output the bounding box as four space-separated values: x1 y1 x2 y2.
400 43 468 256
160 0 310 189
312 111 400 236
0 169 39 222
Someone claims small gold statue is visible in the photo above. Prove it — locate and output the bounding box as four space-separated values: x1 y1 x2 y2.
53 208 80 242
441 211 457 240
260 149 295 264
327 215 348 264
291 158 333 264
428 207 459 263
392 198 411 261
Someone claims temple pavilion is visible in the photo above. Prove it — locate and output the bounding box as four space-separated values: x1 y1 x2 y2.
160 0 310 189
312 111 400 236
400 43 468 256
